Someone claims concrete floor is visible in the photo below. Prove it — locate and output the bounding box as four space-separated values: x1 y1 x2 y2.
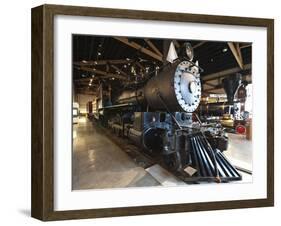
224 133 252 172
72 117 159 190
73 117 252 190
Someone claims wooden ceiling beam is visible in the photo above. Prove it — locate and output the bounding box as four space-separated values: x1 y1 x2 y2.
74 77 98 82
203 90 225 95
75 81 99 85
202 63 251 81
193 41 206 49
114 37 163 62
203 81 217 88
78 66 127 80
203 76 252 93
203 84 223 92
76 87 97 90
75 86 97 92
106 63 110 72
75 91 97 95
235 43 244 66
110 64 127 76
74 59 134 66
228 42 244 69
173 40 180 48
93 68 126 80
135 61 145 71
240 44 252 49
144 39 163 57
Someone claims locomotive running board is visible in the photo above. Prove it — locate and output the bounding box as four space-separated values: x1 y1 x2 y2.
177 134 242 183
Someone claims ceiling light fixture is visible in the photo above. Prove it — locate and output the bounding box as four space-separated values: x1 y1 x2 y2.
222 47 228 53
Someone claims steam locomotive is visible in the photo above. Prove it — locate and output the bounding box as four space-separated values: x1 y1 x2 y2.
89 43 241 183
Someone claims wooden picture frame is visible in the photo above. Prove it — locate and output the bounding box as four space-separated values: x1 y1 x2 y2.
31 4 274 221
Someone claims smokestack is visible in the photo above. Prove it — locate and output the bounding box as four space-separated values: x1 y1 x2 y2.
222 73 242 104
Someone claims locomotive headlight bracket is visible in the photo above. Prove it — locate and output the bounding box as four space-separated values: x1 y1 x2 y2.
184 42 194 61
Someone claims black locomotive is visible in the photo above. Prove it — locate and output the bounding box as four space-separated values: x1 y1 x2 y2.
89 44 241 183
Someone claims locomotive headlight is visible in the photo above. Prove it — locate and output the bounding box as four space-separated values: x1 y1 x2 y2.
189 81 197 93
185 42 194 61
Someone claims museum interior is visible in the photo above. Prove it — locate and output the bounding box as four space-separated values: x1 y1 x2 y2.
72 35 252 190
